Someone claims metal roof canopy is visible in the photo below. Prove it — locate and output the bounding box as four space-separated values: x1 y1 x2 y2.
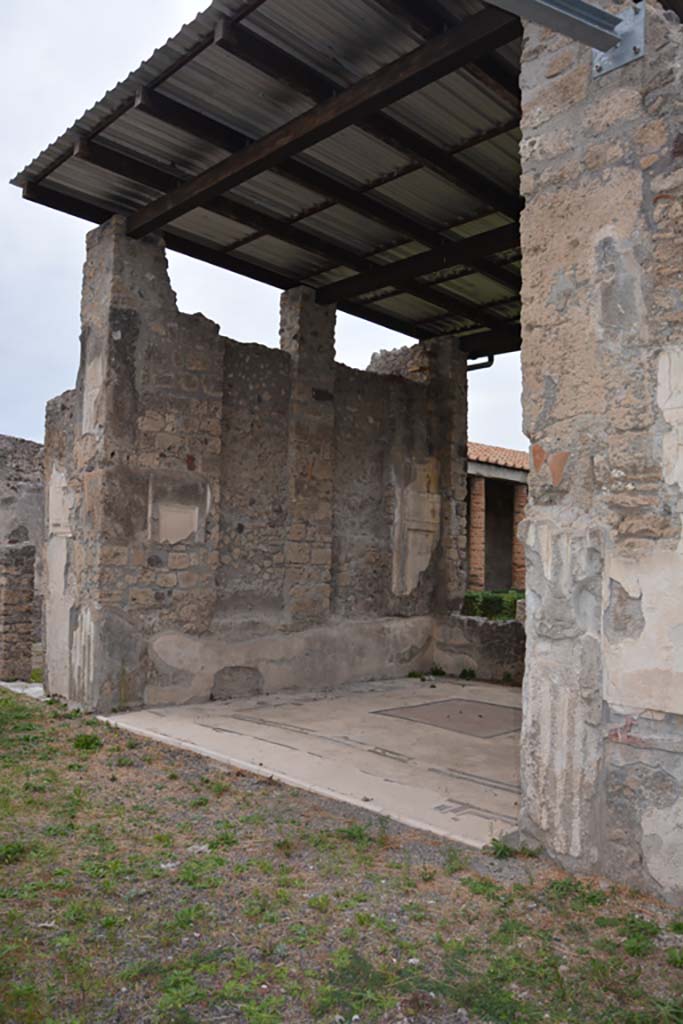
11 0 652 358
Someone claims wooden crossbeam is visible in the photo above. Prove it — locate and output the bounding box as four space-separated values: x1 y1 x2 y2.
22 182 294 290
127 7 520 238
459 324 521 356
215 20 521 218
372 0 520 107
316 224 520 305
134 89 518 294
24 181 519 354
74 139 513 332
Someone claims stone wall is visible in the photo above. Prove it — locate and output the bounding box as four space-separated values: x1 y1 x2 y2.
0 435 43 549
0 543 34 680
44 217 469 712
0 434 43 674
519 1 683 901
434 614 525 684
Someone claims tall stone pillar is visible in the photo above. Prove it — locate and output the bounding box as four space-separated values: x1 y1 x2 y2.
0 543 34 681
467 476 486 591
44 216 225 711
425 339 469 612
511 482 527 590
519 3 683 900
280 287 336 625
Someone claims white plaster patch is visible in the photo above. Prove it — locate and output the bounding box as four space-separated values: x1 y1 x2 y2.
71 606 96 702
45 464 75 699
641 797 683 896
605 551 683 715
81 352 105 436
47 466 72 537
391 461 441 596
157 502 199 545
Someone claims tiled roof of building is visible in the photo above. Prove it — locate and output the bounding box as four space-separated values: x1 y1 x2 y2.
468 442 529 472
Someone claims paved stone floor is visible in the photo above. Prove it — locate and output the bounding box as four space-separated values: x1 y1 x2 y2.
0 679 47 700
106 677 521 848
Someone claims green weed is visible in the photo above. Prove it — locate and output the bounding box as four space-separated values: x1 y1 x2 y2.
73 733 102 753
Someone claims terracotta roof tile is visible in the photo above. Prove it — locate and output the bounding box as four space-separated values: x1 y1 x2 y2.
468 442 529 472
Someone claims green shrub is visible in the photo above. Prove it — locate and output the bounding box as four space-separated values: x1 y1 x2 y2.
462 589 523 621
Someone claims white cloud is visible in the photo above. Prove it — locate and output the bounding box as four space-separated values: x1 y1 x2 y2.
0 0 525 452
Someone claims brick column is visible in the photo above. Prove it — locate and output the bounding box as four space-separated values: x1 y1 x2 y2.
0 544 34 681
467 476 486 591
519 6 683 899
280 287 336 625
511 482 527 590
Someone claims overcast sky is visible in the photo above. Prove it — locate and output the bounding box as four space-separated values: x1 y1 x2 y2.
1 0 526 450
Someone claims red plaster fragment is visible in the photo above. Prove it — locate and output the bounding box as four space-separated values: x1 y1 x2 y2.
186 454 196 471
608 716 646 746
547 451 570 486
532 443 547 472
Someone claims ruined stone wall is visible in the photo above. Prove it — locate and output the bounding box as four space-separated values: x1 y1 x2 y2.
44 217 469 712
0 434 44 671
433 614 525 684
0 435 43 549
519 1 683 901
45 217 225 708
0 544 34 681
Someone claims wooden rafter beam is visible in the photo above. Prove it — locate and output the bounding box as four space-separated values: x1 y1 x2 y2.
316 223 520 305
23 182 518 354
126 7 521 238
215 20 521 218
372 0 520 107
22 182 294 290
74 139 512 333
134 92 518 295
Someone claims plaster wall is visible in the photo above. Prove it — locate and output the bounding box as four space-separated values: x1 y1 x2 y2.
519 1 683 901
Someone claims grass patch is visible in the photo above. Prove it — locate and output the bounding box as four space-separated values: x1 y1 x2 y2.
0 842 29 865
1 689 681 1024
73 733 103 752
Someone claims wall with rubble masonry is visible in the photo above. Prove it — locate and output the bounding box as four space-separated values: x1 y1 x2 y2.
43 217 475 713
0 435 43 679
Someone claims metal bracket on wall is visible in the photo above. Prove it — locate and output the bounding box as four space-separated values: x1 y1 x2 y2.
491 0 646 75
592 3 645 78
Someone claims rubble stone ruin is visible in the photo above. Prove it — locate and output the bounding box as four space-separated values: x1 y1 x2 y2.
0 436 43 680
7 0 683 902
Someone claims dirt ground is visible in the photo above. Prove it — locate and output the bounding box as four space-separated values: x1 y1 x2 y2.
1 689 682 1024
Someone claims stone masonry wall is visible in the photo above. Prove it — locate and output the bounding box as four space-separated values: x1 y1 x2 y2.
0 543 34 680
44 218 469 711
0 434 44 662
519 1 683 901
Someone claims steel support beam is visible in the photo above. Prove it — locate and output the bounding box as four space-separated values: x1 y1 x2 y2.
489 0 622 51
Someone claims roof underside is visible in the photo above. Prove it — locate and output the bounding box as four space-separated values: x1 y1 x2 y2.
14 0 528 355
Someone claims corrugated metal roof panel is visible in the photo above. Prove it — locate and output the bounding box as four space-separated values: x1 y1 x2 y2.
12 0 524 353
